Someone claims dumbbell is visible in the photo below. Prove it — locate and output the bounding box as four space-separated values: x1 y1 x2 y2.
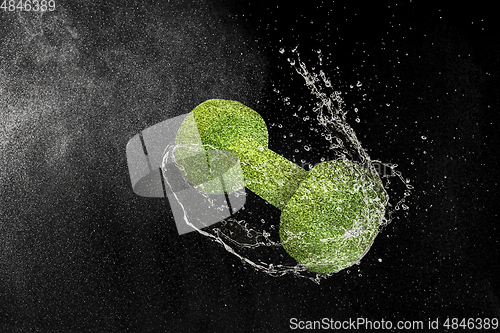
175 99 387 274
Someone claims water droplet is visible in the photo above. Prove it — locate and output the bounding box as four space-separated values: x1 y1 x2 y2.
354 107 359 113
278 124 283 128
355 117 360 123
356 81 362 87
279 48 285 54
378 258 383 262
304 145 311 151
421 135 427 140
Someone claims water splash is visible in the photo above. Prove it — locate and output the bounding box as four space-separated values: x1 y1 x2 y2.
161 47 412 283
162 143 314 280
285 48 412 219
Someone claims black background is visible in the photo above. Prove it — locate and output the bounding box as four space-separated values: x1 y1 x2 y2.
1 1 499 332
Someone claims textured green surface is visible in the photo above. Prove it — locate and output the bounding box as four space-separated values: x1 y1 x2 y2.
175 99 386 274
190 99 268 151
174 100 267 194
279 160 386 274
228 136 308 210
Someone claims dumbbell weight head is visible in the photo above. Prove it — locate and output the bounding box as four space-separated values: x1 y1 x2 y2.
174 99 269 195
280 159 386 274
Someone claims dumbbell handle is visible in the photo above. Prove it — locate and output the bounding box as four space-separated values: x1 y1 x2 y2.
227 136 309 210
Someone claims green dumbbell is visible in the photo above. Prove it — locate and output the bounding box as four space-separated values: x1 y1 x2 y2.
175 99 386 274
